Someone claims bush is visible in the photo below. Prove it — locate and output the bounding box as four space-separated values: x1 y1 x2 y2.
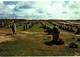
69 43 78 48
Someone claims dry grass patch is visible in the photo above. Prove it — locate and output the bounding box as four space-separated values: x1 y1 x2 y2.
0 35 15 43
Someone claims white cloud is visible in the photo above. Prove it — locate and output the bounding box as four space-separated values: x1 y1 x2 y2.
0 2 16 19
0 1 80 20
7 5 16 9
0 1 4 9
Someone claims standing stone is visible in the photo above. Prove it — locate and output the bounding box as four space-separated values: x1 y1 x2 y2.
52 26 60 44
70 26 74 32
23 25 26 30
29 25 31 28
66 26 70 31
75 27 80 34
45 27 52 35
27 24 29 29
26 24 28 29
12 23 16 34
28 24 31 28
7 25 11 28
1 22 5 27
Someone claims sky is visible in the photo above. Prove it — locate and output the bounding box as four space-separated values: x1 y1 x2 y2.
0 0 80 20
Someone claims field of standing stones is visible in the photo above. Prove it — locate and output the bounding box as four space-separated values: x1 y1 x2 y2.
0 19 80 55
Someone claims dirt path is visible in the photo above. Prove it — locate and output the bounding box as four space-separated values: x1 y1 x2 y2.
0 35 15 43
0 31 40 43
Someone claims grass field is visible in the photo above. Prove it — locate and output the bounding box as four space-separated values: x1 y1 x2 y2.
0 22 80 56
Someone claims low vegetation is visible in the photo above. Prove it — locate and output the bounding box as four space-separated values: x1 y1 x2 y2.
0 20 80 56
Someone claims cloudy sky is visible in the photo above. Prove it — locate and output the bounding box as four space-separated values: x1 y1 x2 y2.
0 0 80 20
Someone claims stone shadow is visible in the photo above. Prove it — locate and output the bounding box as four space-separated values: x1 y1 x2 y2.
44 41 55 46
44 38 64 46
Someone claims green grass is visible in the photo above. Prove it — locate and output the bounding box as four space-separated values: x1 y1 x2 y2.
25 24 44 32
16 26 23 31
1 36 80 56
43 22 54 28
0 22 80 56
16 24 44 32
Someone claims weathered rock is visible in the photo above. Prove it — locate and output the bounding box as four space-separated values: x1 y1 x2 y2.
12 23 16 34
69 26 74 32
7 25 11 28
1 22 5 27
27 24 30 28
23 25 26 30
45 27 52 35
52 26 60 44
26 24 28 29
75 27 80 34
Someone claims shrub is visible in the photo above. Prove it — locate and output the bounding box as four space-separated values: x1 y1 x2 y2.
69 43 78 48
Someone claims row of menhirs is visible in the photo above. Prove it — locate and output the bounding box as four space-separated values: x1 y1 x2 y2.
40 22 64 45
10 21 35 34
0 22 6 28
23 22 34 30
50 21 80 34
